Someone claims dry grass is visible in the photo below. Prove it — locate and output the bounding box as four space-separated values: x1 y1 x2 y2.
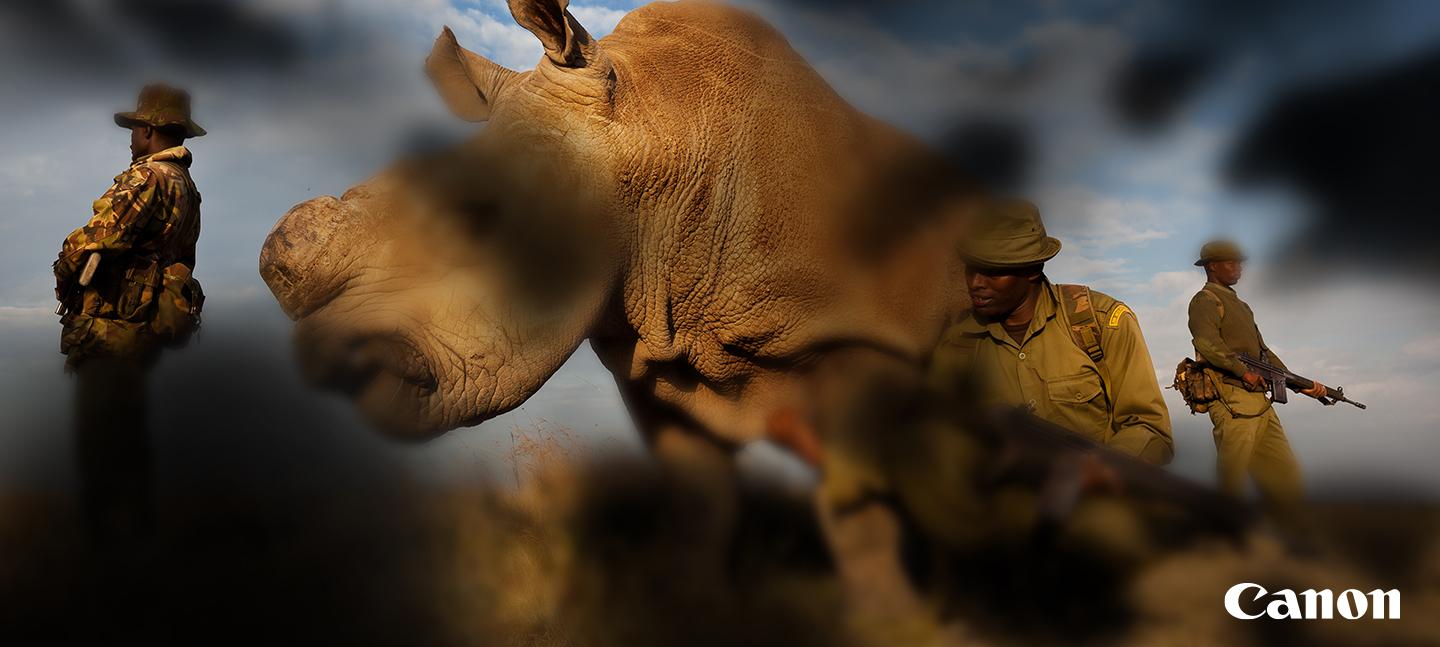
428 423 853 647
417 427 1440 646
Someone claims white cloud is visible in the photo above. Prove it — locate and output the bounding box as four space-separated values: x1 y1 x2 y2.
1037 184 1177 249
0 306 54 325
1045 252 1130 286
570 4 630 36
1118 125 1227 196
442 6 545 70
432 2 634 71
1402 334 1440 364
740 1 1131 145
0 155 64 199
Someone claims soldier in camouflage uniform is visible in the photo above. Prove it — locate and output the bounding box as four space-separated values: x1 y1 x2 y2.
1187 240 1325 530
53 84 205 543
929 199 1174 464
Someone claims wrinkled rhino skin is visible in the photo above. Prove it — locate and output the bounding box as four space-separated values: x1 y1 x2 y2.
259 0 973 444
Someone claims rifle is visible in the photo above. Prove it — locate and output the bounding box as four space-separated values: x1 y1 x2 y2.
54 252 99 317
1236 352 1367 409
973 406 1255 539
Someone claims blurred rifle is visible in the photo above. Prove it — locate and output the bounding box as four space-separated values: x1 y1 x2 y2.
55 252 100 317
974 406 1255 539
1237 353 1367 410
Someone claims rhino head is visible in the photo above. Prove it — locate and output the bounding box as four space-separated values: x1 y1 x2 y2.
260 0 622 438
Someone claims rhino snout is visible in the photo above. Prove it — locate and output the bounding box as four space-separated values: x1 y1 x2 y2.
260 196 350 320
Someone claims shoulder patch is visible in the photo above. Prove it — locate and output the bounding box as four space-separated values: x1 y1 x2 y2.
140 159 184 177
1107 303 1132 328
122 169 149 188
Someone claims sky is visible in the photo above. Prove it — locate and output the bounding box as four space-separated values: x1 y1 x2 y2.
2 0 1438 498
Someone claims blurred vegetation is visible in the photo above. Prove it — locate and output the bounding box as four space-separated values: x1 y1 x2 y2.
2 425 1439 645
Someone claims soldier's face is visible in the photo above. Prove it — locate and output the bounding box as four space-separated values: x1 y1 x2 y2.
1209 260 1243 286
966 266 1041 319
129 126 148 160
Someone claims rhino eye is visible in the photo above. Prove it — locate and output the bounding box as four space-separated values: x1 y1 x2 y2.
453 198 500 239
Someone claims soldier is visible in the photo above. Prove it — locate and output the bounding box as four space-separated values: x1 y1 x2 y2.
53 84 205 544
1187 240 1325 524
929 198 1173 464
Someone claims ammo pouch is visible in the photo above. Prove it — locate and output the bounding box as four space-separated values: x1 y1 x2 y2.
151 262 204 345
115 257 161 322
1171 357 1220 414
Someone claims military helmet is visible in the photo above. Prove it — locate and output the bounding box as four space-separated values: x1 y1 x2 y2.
114 83 206 138
1194 240 1246 266
959 198 1062 269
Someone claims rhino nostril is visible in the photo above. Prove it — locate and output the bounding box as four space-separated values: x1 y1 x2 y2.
295 326 437 398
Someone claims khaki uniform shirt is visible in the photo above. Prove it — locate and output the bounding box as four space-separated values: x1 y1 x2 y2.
54 146 201 365
930 280 1174 463
1186 282 1287 379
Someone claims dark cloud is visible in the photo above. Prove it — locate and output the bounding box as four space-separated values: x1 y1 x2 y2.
110 0 304 67
1086 0 1440 279
0 2 124 76
0 0 413 130
0 0 306 78
1109 48 1214 131
939 118 1034 193
1106 0 1405 132
1227 47 1440 277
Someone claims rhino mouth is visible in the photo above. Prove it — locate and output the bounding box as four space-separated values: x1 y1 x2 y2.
295 328 440 425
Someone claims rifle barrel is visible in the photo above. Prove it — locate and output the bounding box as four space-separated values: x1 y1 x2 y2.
1330 390 1367 410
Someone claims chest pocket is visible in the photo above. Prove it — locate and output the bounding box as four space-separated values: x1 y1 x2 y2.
1044 371 1110 441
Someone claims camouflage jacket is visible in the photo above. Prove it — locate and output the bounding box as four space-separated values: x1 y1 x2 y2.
54 146 201 366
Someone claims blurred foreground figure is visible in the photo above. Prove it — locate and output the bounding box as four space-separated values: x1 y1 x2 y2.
1183 241 1324 534
768 352 1440 645
929 199 1173 464
767 349 1249 644
53 84 206 545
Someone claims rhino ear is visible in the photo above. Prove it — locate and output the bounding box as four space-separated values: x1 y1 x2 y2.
508 0 595 67
426 26 519 122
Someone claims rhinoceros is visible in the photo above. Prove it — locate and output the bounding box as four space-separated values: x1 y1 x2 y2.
258 0 971 458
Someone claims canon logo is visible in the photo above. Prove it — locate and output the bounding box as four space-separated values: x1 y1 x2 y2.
1225 583 1400 620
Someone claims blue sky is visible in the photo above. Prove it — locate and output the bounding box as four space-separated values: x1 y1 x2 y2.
2 0 1438 496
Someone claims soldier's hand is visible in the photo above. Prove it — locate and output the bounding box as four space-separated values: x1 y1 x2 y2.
1301 381 1328 400
1077 453 1124 495
766 407 824 470
1241 370 1267 391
